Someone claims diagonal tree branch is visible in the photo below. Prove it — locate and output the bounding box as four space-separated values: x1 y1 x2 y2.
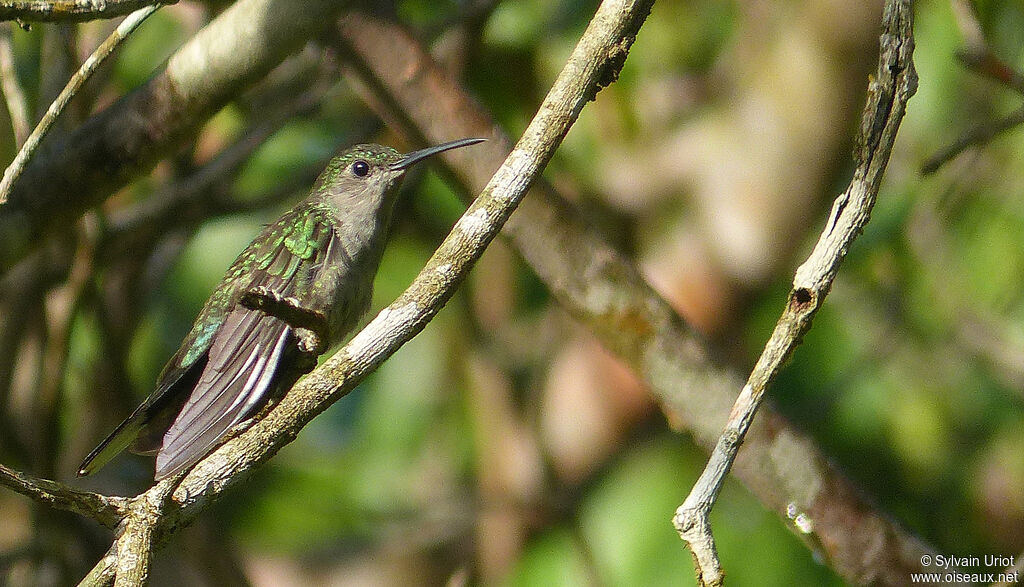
69 1 654 584
0 1 176 22
0 463 128 528
673 1 917 585
0 0 350 274
332 9 935 586
920 105 1024 174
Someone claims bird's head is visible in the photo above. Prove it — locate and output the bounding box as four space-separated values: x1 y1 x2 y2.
315 138 486 217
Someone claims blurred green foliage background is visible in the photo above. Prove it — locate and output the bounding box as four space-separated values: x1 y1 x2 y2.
3 0 1024 585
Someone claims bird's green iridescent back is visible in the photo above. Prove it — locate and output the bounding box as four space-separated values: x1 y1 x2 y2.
172 201 337 372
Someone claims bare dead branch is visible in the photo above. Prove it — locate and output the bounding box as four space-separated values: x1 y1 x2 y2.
673 1 917 584
105 87 323 235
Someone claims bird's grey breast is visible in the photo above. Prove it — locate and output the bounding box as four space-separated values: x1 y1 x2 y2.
320 215 390 343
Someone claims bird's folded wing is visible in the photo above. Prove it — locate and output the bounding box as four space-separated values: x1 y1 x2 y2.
155 308 290 479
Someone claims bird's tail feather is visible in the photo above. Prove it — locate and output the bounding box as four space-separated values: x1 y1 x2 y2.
78 358 205 477
77 411 145 477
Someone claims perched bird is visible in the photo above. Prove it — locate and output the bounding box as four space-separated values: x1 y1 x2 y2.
78 138 485 480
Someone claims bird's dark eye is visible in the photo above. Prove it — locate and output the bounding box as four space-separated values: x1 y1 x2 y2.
352 160 370 177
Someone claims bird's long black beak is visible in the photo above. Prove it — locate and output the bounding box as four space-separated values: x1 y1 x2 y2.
391 137 487 170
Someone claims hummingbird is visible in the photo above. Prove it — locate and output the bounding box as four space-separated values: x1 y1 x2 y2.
78 137 485 481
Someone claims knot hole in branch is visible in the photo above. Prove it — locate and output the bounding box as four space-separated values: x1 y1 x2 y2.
791 287 815 312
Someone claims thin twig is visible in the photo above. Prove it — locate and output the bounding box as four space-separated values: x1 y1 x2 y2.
0 463 128 528
921 106 1024 174
950 0 1024 95
672 1 917 585
921 0 1024 174
0 22 29 143
0 0 174 22
0 5 158 204
90 1 652 582
955 49 1024 96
